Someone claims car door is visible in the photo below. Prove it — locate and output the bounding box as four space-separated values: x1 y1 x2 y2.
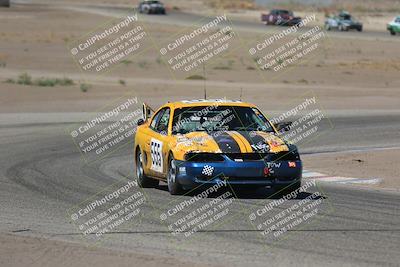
270 10 276 23
143 107 171 178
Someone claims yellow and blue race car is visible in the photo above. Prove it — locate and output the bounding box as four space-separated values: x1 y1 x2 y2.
134 99 302 195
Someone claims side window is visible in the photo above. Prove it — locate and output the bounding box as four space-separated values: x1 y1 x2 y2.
155 108 170 135
150 109 165 131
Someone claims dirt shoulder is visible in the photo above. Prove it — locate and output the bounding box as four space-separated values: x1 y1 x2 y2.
302 148 400 192
0 233 217 267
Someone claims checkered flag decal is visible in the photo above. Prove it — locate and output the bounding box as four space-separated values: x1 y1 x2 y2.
201 165 214 176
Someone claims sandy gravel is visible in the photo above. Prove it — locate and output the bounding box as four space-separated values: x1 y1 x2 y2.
303 148 400 192
0 233 218 267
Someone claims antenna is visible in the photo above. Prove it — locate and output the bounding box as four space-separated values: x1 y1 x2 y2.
203 63 207 99
239 87 243 101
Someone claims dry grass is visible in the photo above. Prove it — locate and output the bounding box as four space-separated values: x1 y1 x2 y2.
243 0 400 13
205 0 256 10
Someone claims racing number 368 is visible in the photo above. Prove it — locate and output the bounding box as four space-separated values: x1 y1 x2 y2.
150 138 163 173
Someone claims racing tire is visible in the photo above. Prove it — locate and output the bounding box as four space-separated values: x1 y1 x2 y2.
167 155 183 195
324 24 331 31
136 148 159 188
275 181 301 197
357 27 363 32
390 30 396 36
339 25 347 31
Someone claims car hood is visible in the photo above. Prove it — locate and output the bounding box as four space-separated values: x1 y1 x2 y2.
172 130 289 156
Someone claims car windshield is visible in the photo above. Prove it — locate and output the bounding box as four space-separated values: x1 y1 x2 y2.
340 14 352 20
276 10 290 15
172 106 275 134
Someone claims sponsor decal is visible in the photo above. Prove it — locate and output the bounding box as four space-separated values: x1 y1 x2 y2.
265 162 282 168
201 165 215 176
288 161 296 168
251 142 269 152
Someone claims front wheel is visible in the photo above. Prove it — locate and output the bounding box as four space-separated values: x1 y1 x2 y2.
136 149 159 188
390 30 396 35
167 156 183 195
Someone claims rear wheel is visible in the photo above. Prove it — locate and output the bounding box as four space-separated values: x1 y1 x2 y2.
136 148 159 188
167 155 183 195
325 24 331 31
390 30 396 35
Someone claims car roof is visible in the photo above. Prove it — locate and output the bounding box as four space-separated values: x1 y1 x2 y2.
272 9 290 13
161 99 257 109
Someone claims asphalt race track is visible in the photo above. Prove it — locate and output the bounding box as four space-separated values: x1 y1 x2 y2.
1 113 399 266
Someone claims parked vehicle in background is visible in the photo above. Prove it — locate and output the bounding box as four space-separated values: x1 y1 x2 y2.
0 0 10 7
138 0 166 15
387 16 400 35
261 9 302 26
325 11 363 32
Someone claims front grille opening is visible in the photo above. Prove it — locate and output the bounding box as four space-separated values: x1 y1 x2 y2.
185 151 300 162
225 153 268 161
185 153 225 162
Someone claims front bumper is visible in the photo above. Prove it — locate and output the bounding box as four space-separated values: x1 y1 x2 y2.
174 157 302 188
344 24 362 30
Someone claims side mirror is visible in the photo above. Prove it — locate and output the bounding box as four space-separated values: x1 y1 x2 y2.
275 121 292 132
137 118 144 126
142 103 153 121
